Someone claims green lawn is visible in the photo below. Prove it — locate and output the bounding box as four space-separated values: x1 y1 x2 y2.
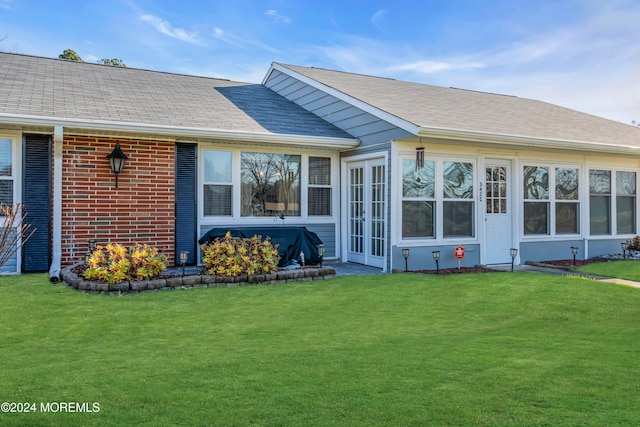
578 259 640 281
1 272 639 426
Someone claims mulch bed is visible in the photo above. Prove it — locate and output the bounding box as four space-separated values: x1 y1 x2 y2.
537 258 605 267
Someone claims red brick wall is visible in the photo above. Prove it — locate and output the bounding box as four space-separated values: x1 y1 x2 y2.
61 135 176 266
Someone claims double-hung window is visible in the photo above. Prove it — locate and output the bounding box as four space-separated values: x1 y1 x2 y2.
523 166 579 235
401 158 475 239
0 138 14 204
203 150 232 216
308 156 332 216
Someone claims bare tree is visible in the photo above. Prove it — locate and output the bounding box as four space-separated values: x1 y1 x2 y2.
0 203 35 269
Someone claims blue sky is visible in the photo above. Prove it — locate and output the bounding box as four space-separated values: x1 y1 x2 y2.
1 0 639 124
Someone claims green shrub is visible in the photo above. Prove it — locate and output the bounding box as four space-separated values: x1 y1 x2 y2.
626 235 640 252
83 243 168 284
201 232 280 277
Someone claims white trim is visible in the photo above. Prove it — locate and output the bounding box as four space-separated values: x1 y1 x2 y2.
0 113 360 150
265 63 421 136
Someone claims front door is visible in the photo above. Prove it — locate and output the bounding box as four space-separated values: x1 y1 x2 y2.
347 159 386 268
484 160 513 264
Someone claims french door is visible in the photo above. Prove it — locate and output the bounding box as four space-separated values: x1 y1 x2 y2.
346 158 386 268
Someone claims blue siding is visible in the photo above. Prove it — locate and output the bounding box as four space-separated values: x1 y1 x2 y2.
175 143 197 265
22 134 51 272
392 244 481 271
265 70 413 145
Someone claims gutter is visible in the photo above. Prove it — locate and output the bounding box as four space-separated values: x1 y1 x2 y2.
0 113 361 150
49 125 63 282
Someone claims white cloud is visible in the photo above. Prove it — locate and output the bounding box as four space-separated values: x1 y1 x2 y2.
265 10 290 24
371 9 387 30
140 14 199 44
388 60 485 74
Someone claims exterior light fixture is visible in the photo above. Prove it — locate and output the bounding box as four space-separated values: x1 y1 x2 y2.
88 239 97 252
570 246 578 267
510 248 518 272
317 244 325 268
432 250 440 274
106 141 128 188
402 248 410 272
179 251 189 276
621 242 627 260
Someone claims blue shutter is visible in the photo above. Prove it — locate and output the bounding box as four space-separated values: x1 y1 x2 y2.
175 143 197 265
22 134 51 272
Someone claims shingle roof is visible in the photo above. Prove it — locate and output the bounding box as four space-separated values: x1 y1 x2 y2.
0 53 352 140
277 63 640 148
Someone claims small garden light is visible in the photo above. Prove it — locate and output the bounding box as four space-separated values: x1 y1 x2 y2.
510 248 518 272
179 251 189 276
88 239 97 252
621 242 627 260
570 246 578 266
317 244 325 268
432 250 440 274
402 248 410 272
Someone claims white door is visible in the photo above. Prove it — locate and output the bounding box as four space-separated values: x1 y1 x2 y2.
347 159 386 268
484 160 513 264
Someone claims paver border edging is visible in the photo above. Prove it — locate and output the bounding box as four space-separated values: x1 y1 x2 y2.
59 263 336 295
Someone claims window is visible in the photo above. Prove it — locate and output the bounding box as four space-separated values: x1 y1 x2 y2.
240 152 300 217
308 157 331 216
401 158 474 239
523 166 549 235
0 139 13 204
555 168 579 234
524 166 580 235
589 169 637 235
589 170 611 235
203 150 232 216
616 171 636 234
402 159 435 238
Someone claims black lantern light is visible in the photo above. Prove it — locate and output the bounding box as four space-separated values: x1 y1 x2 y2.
179 251 189 276
317 244 325 268
621 242 627 260
106 141 128 188
510 248 518 272
570 246 578 266
432 250 440 274
402 248 410 272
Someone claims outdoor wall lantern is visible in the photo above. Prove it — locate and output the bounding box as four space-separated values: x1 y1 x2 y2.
621 242 627 260
432 250 440 274
402 248 410 272
317 244 325 268
570 246 578 266
179 251 189 276
107 141 128 188
510 248 518 272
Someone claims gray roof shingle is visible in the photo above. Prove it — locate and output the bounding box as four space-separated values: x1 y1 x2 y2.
0 53 352 139
278 63 640 148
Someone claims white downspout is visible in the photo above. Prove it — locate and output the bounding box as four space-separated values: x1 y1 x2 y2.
49 125 63 282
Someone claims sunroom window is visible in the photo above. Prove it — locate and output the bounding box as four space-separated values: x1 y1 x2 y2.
203 150 232 216
401 158 474 239
616 171 636 234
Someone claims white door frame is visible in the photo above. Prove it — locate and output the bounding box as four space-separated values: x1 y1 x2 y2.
341 153 388 270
